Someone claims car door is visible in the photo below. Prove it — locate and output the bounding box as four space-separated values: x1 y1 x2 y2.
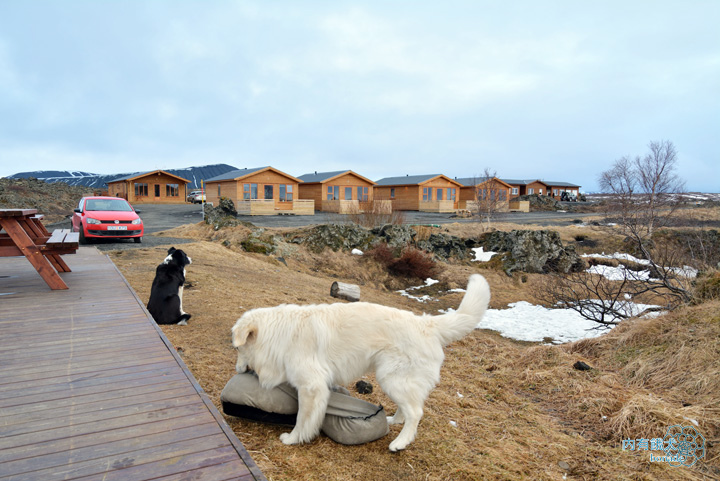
71 198 85 232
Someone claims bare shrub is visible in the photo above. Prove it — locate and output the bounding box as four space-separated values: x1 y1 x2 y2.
347 201 406 228
388 247 438 280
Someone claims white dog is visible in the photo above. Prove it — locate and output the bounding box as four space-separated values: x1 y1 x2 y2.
231 274 490 451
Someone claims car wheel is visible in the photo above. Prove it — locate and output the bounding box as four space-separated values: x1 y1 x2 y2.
134 237 142 244
79 228 88 245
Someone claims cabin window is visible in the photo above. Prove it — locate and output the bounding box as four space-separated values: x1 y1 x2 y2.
264 185 274 200
422 187 432 202
528 188 534 195
511 187 518 195
344 187 352 200
447 188 456 200
134 183 148 197
280 184 294 202
165 184 179 197
390 188 395 199
436 189 443 200
327 185 339 200
357 186 369 201
553 189 559 196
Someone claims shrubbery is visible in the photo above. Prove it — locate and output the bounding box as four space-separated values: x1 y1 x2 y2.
365 243 438 281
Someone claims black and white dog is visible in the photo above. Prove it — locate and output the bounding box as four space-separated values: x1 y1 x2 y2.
147 247 192 325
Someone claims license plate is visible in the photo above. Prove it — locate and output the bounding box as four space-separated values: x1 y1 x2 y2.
107 226 127 231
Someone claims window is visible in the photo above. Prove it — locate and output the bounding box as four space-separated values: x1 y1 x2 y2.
538 189 543 195
436 188 443 201
357 186 369 201
154 184 161 197
447 188 456 201
422 187 432 202
134 183 148 196
499 190 507 201
264 185 274 200
327 185 339 200
243 183 251 200
344 187 352 200
528 188 534 195
280 184 294 202
166 184 179 197
218 185 221 197
390 188 395 199
511 187 518 195
553 189 559 196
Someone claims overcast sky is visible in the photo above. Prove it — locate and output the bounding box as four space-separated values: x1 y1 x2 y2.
1 1 718 192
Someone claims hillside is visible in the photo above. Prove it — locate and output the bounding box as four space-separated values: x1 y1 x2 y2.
7 163 238 189
105 215 719 480
0 177 97 223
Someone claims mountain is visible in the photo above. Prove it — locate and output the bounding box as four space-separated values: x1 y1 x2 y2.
8 164 239 189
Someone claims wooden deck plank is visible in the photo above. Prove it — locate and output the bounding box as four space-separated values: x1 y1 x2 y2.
0 248 265 481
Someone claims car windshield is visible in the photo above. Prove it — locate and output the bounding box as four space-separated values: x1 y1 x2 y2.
85 199 134 212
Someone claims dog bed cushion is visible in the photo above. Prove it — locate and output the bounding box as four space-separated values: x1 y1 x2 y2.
221 373 389 445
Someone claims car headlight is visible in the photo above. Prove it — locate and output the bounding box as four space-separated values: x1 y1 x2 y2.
86 218 101 225
131 218 143 225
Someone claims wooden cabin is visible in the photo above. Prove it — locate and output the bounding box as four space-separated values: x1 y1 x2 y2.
501 179 550 198
297 170 379 214
543 181 582 200
456 177 512 212
373 174 462 212
107 170 190 204
204 166 313 215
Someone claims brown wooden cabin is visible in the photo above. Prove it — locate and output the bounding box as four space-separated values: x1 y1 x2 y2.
543 181 582 200
456 177 512 212
500 179 551 198
204 166 313 215
373 174 462 212
107 170 190 204
297 170 377 213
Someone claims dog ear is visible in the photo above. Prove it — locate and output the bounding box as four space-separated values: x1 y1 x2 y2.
168 247 176 255
232 321 257 347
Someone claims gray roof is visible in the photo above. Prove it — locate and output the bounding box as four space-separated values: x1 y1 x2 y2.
454 176 492 187
375 174 447 186
205 166 271 182
500 178 542 186
542 180 581 187
107 169 190 183
297 170 349 183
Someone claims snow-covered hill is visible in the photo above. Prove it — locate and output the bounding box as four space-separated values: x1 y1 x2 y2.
7 164 239 189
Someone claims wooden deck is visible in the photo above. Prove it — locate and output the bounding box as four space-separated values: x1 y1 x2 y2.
0 247 266 481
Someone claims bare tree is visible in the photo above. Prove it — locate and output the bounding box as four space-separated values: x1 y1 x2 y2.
541 140 696 326
599 140 685 238
473 168 506 231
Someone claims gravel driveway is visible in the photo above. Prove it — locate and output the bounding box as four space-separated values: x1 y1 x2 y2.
49 202 602 252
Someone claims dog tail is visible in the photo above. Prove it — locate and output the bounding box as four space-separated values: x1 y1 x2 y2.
434 274 491 346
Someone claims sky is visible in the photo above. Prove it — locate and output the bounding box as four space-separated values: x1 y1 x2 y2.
1 2 718 192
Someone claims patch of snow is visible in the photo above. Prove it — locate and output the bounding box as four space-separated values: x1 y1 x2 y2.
351 248 363 256
582 252 651 265
476 300 659 344
472 247 497 262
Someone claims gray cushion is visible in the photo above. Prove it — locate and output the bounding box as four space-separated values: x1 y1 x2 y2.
221 373 389 445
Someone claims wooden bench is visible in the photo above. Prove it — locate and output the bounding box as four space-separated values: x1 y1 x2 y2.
0 209 79 289
46 228 80 251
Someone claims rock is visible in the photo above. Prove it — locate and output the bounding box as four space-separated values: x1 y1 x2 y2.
416 233 478 260
204 197 253 229
296 224 375 253
355 380 373 394
481 229 586 275
371 224 416 249
240 229 278 255
573 361 592 371
515 193 564 211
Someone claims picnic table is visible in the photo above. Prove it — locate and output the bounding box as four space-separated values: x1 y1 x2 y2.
0 208 79 290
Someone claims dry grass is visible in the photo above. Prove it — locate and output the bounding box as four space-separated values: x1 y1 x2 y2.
107 217 720 480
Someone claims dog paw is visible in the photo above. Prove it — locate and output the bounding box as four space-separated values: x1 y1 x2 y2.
280 432 300 445
389 439 409 452
177 320 187 326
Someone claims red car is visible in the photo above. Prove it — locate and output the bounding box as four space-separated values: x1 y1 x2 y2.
71 196 144 244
